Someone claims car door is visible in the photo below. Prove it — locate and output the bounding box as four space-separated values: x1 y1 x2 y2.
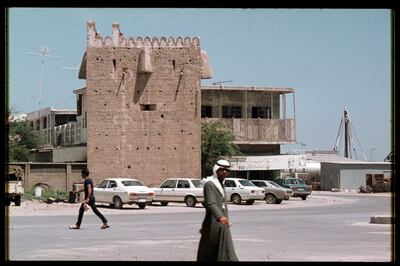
94 180 109 202
223 179 237 200
175 180 191 202
104 180 121 203
157 179 178 201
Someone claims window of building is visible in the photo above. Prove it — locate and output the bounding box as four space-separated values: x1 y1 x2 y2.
77 94 83 116
222 106 242 118
201 105 212 118
140 104 156 111
42 116 47 129
36 119 40 130
252 106 271 119
55 114 77 126
273 93 280 119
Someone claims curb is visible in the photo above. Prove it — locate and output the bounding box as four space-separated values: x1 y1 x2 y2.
370 216 393 224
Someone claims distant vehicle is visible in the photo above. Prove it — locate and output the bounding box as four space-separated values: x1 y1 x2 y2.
251 180 294 204
152 178 204 207
223 178 265 205
94 178 155 209
5 165 24 206
274 177 312 200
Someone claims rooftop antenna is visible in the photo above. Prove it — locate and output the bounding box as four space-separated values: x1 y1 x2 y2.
333 107 367 160
61 60 80 71
26 46 59 108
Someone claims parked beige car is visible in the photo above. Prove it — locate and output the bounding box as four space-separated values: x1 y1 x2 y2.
251 180 294 204
152 178 204 207
223 178 265 205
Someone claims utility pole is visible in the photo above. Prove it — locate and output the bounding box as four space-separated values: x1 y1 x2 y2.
344 108 351 158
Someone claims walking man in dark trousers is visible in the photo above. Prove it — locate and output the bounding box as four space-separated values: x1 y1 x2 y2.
69 169 109 230
197 159 238 261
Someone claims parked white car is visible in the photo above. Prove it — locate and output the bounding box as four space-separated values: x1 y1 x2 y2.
223 178 265 204
152 178 204 207
94 178 155 209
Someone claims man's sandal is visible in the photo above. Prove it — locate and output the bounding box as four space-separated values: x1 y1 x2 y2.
69 225 80 229
101 224 110 229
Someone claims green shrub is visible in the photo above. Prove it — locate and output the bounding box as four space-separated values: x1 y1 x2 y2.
22 188 68 202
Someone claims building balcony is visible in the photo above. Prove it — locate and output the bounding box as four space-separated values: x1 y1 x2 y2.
202 118 296 144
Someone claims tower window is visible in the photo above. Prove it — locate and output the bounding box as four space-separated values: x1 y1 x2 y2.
140 104 156 111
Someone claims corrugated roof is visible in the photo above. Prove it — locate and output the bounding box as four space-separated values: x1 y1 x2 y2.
306 153 391 165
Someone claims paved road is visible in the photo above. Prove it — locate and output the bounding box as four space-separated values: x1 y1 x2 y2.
6 192 393 261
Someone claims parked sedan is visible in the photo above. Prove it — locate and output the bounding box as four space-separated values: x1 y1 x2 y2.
152 178 204 207
274 177 312 200
223 178 265 204
251 180 294 204
94 178 155 209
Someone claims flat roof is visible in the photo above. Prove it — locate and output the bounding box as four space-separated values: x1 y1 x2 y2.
306 154 391 165
201 85 294 93
73 87 86 94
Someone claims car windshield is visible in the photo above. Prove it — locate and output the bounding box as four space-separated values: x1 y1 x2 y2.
238 179 257 187
191 180 203 188
121 180 144 186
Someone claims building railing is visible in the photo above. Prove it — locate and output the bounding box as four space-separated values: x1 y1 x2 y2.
39 116 87 147
202 118 296 144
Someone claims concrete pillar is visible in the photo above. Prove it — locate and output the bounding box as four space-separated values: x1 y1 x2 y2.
66 164 72 192
24 163 30 191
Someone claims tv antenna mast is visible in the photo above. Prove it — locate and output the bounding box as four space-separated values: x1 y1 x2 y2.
26 46 59 108
61 60 80 71
333 108 367 160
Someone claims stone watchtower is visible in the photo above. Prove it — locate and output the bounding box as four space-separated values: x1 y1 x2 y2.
79 21 212 186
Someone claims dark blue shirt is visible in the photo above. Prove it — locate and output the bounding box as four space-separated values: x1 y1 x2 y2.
84 178 95 201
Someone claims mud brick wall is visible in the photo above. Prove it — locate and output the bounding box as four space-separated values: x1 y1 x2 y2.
85 22 203 186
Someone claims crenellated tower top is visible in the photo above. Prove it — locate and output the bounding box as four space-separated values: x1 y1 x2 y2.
87 20 201 48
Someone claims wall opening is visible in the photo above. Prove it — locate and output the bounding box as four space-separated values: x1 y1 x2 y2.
140 104 156 111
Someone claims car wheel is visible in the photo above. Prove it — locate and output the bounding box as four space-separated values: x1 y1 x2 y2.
5 199 11 206
185 196 197 207
302 196 307 200
265 194 277 204
231 194 242 204
275 199 283 204
14 196 21 206
246 199 255 205
138 202 146 209
160 201 169 206
113 196 123 209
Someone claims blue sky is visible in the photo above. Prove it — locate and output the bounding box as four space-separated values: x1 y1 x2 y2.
8 8 392 161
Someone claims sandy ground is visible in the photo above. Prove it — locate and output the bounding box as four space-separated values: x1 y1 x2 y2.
7 191 390 217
